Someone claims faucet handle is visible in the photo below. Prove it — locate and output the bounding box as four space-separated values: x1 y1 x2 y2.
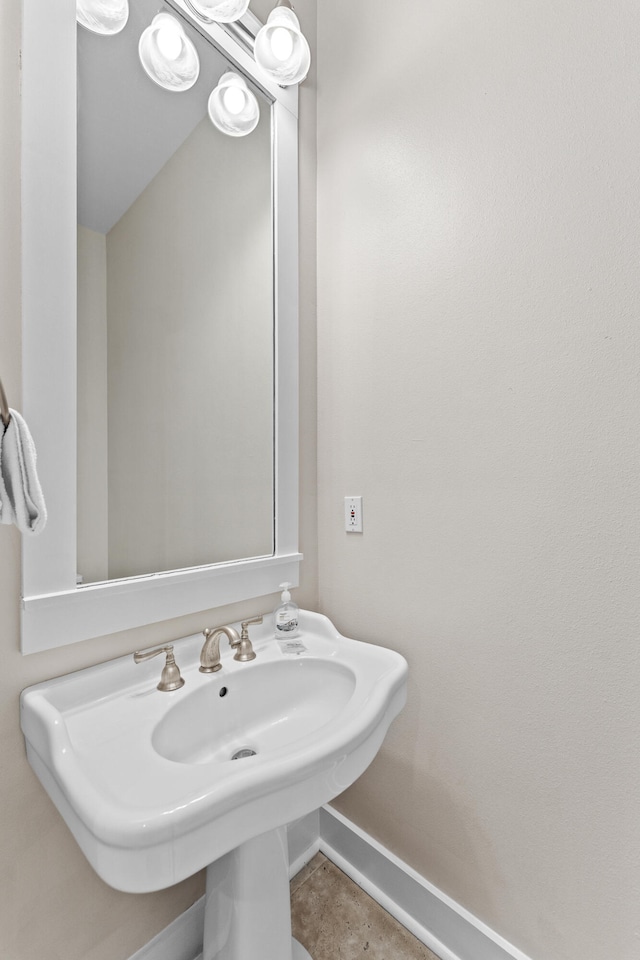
240 615 263 640
235 616 261 662
133 644 185 692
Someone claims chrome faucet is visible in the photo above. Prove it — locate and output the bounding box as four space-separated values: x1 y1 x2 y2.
199 616 263 673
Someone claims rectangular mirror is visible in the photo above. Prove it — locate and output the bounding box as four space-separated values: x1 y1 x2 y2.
21 0 301 653
77 0 274 583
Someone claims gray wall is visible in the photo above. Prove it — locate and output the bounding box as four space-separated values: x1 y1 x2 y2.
316 2 640 959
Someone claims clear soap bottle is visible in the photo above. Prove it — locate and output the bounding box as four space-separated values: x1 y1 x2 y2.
273 582 299 639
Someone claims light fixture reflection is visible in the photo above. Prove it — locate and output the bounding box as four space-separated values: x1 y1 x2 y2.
138 13 200 92
254 1 310 86
208 72 260 137
76 0 129 35
187 0 251 23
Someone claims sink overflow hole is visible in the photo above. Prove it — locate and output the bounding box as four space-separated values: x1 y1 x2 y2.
219 687 228 697
231 747 257 760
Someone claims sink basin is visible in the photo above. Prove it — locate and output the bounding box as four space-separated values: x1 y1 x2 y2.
20 611 408 894
153 658 356 765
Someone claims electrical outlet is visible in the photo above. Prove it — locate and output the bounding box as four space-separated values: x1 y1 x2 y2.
345 496 363 533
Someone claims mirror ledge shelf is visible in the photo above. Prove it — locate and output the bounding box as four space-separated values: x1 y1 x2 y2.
21 553 303 655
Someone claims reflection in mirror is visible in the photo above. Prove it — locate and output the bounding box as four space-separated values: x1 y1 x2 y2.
76 0 274 584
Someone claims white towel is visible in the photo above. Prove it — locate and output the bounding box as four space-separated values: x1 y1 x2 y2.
0 409 47 535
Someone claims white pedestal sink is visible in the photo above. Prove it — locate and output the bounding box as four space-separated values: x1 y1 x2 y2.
21 611 407 959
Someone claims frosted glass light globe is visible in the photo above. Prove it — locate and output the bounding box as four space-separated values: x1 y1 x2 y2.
76 0 129 36
138 13 200 92
208 72 260 137
254 7 310 86
188 0 250 23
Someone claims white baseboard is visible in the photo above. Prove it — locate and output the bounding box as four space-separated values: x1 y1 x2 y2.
127 897 204 960
319 806 533 960
128 806 533 960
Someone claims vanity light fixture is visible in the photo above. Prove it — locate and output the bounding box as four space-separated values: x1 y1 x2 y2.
186 0 251 23
138 13 200 92
254 0 310 87
76 0 129 35
208 71 260 136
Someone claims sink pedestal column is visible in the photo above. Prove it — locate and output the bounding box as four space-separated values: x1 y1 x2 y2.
203 826 312 960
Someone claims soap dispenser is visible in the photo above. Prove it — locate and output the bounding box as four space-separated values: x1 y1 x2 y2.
274 582 299 638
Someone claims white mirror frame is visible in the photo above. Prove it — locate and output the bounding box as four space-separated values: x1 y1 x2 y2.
20 0 301 654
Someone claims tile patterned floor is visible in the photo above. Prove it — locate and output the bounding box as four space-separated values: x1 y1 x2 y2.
290 854 441 960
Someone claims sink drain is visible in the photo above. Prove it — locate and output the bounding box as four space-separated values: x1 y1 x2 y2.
231 747 257 760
